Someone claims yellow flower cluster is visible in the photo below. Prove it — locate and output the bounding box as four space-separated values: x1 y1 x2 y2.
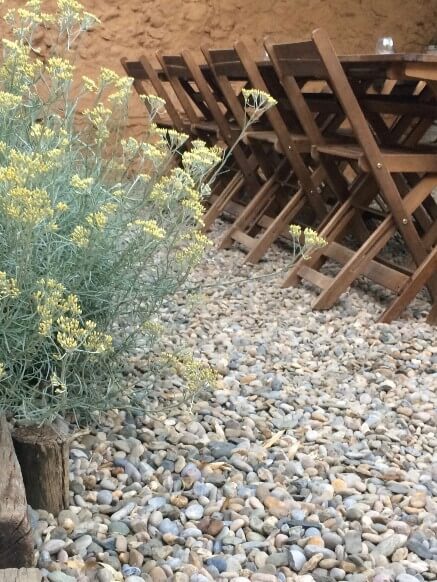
70 175 94 190
0 91 22 111
0 362 5 380
99 67 120 85
86 211 107 230
1 39 42 88
142 320 164 336
56 201 69 212
182 141 221 181
4 0 54 31
112 188 125 198
3 186 53 225
182 189 205 224
33 278 112 353
289 224 303 239
84 103 112 126
176 230 212 264
57 316 112 353
108 76 133 106
34 278 70 336
30 124 55 140
0 149 63 187
57 0 100 30
140 94 166 116
303 227 326 248
242 88 278 109
56 315 82 350
154 127 189 150
0 271 20 299
46 56 74 82
84 104 112 142
130 219 166 239
56 315 112 354
142 142 167 167
82 75 98 92
57 0 84 13
85 201 117 230
162 352 217 395
121 137 139 158
289 225 327 258
70 225 90 248
84 328 113 353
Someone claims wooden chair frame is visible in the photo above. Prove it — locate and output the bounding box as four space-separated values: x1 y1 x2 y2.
203 43 330 263
121 55 189 132
281 29 437 322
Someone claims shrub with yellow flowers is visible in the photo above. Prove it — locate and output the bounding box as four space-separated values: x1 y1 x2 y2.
0 0 235 424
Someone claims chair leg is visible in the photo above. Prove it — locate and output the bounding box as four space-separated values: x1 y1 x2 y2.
203 172 245 230
219 174 280 250
244 187 306 264
378 247 437 323
313 214 396 310
427 302 437 325
281 203 356 288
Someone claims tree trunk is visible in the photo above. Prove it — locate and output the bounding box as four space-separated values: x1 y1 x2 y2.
13 423 70 516
0 415 34 568
0 570 41 582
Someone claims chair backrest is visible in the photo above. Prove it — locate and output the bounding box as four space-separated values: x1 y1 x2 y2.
233 41 317 195
121 55 186 132
181 49 234 141
265 40 329 79
202 47 251 129
180 49 261 192
265 40 327 147
156 51 208 125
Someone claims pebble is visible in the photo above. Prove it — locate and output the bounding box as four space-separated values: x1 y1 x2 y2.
373 535 408 558
97 489 113 505
289 548 307 571
185 503 204 520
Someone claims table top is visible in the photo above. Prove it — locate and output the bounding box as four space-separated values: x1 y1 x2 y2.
125 52 437 84
339 52 437 64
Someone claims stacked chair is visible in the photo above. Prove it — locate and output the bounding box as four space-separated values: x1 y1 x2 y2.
122 29 437 324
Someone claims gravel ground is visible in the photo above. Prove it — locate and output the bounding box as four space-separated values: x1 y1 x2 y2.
34 222 437 582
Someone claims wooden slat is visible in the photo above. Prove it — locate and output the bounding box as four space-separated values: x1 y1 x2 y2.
230 229 257 249
298 265 334 289
325 242 410 292
316 143 363 159
360 153 437 173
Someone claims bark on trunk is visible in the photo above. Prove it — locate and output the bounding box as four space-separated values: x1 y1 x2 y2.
13 423 70 516
0 415 34 568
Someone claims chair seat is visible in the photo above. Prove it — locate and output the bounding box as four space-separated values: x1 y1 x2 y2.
155 115 179 128
191 120 220 134
245 130 311 153
316 143 437 172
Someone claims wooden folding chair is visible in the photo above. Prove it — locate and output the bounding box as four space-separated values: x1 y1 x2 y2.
155 51 223 144
173 49 277 230
121 55 189 133
282 29 437 319
203 44 331 263
264 40 432 246
153 51 265 222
